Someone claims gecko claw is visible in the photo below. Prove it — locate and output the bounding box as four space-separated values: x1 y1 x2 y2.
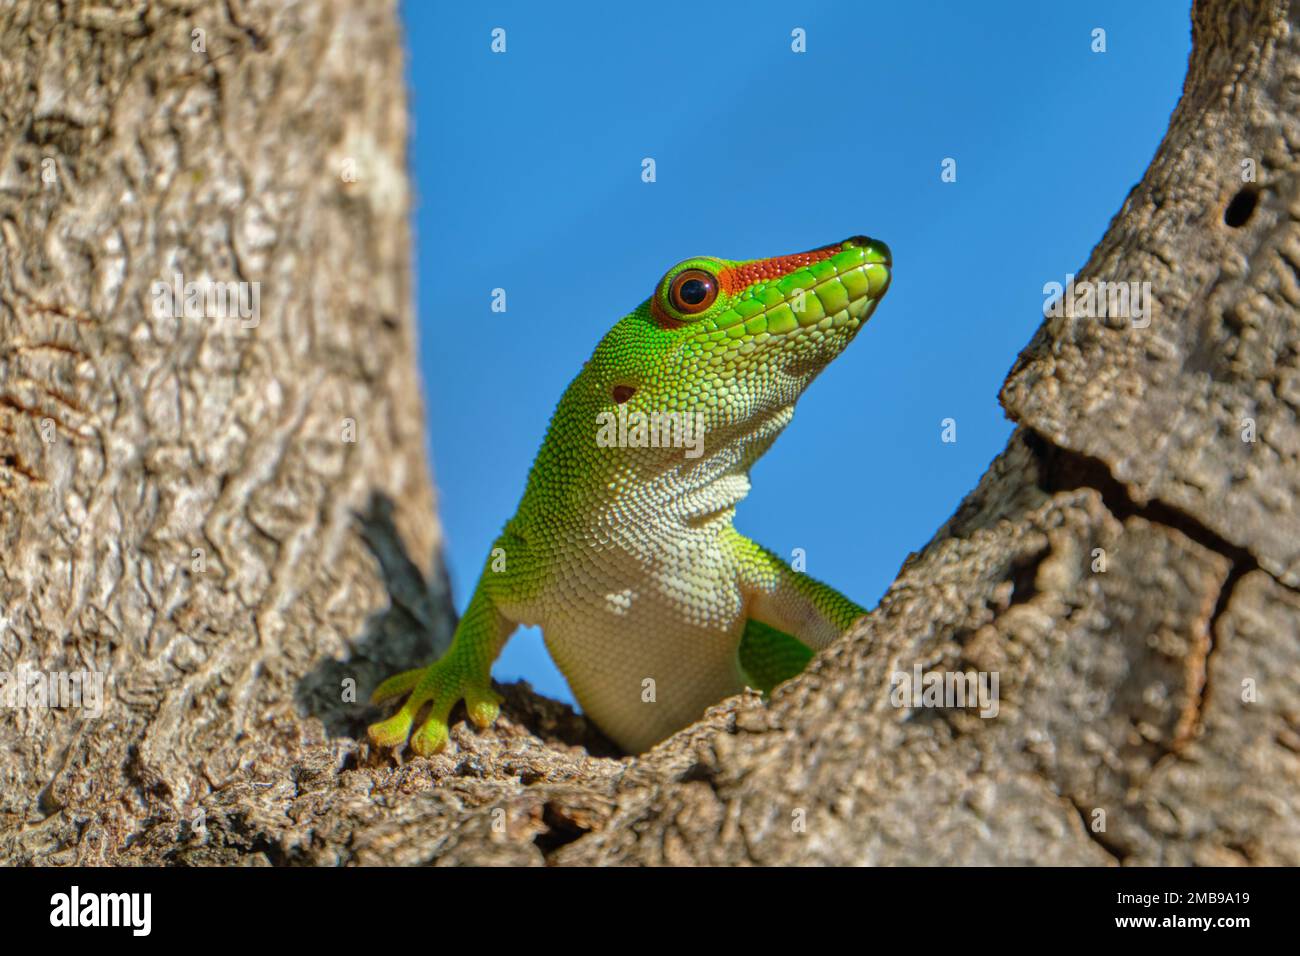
409 717 451 756
367 710 415 749
465 686 503 728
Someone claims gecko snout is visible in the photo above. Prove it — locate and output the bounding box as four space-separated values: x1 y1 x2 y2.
842 235 892 269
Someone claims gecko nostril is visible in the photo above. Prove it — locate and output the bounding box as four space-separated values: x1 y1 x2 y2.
612 385 636 404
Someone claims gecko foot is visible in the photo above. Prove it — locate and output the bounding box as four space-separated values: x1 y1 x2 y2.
367 655 503 756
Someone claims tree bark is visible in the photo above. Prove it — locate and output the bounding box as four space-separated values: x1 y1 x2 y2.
2 0 1297 865
0 0 449 863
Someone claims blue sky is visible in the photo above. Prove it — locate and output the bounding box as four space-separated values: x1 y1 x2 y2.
402 1 1191 704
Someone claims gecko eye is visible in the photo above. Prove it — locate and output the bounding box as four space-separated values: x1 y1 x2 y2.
668 269 718 314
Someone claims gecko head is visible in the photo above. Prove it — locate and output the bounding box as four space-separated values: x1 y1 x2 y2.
578 237 890 476
648 236 891 343
655 235 890 390
592 237 891 443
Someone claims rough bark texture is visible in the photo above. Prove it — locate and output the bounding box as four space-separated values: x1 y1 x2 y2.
0 0 449 863
2 0 1298 866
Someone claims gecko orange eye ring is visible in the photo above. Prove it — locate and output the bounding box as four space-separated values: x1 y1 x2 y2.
667 269 718 314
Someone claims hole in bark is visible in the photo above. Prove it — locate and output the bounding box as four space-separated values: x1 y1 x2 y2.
677 760 717 784
533 802 590 855
1008 552 1046 606
1223 186 1258 227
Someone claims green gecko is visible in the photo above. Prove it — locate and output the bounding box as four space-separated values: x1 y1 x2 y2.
370 235 892 755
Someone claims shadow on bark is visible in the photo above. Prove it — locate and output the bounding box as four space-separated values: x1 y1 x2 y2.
294 491 455 740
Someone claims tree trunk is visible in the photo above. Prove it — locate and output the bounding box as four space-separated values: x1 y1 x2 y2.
0 0 449 864
2 0 1297 865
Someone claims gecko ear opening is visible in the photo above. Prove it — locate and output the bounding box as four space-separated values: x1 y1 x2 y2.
612 385 636 404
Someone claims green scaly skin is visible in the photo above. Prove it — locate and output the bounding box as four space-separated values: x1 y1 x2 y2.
370 235 892 755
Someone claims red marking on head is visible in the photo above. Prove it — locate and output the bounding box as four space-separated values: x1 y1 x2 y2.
717 243 842 295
